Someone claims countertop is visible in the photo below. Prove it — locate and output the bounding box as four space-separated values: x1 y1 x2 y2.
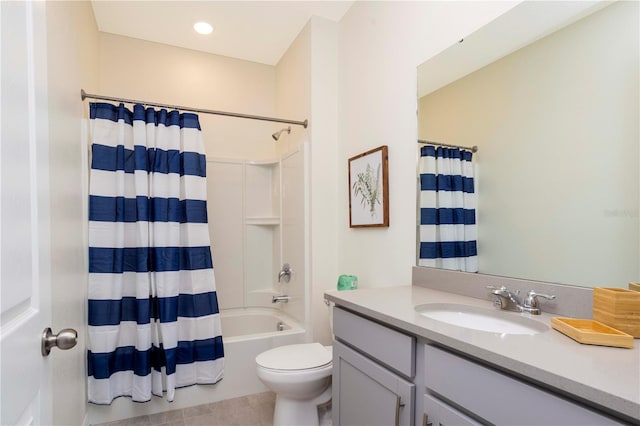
325 285 640 422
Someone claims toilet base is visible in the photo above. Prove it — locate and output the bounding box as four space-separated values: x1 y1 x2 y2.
273 383 332 426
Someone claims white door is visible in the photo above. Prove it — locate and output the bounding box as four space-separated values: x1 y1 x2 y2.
1 1 53 424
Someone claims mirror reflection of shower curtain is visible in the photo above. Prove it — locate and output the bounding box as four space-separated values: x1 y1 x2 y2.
87 102 224 404
418 145 478 272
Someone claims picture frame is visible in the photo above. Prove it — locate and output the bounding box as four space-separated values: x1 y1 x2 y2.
348 145 389 228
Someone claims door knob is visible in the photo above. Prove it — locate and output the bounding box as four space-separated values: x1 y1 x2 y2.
41 327 78 356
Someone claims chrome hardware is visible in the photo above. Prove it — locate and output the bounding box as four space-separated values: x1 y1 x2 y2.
278 263 292 283
487 285 508 309
422 413 433 426
487 286 555 315
493 295 508 310
272 295 290 303
488 286 520 310
523 290 556 315
276 321 285 331
41 327 78 356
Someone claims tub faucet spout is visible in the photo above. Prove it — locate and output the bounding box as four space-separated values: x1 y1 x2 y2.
272 295 290 303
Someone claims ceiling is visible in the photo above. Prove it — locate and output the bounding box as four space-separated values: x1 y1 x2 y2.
91 1 354 66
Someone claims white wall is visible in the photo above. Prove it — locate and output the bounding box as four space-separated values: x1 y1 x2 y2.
98 33 278 161
419 1 639 287
308 17 339 345
275 21 312 329
275 17 339 345
337 1 518 288
45 2 99 424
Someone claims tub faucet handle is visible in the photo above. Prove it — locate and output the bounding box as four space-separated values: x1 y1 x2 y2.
278 263 292 283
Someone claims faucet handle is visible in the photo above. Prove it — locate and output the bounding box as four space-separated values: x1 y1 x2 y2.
486 285 519 296
486 285 506 293
524 290 556 308
487 286 509 310
278 263 292 283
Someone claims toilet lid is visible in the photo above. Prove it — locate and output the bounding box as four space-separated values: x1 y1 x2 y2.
256 343 332 371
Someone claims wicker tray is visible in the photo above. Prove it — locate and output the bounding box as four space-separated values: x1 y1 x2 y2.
551 317 634 349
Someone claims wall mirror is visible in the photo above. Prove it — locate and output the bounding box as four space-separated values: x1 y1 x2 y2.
416 1 639 288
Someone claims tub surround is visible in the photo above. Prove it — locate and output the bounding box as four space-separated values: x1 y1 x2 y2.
325 280 640 422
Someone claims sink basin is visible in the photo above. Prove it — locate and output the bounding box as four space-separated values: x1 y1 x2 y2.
414 303 549 335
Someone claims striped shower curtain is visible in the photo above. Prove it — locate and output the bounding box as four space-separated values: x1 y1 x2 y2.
418 145 478 272
87 102 224 404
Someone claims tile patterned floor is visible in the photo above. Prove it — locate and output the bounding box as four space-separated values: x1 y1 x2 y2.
94 392 276 426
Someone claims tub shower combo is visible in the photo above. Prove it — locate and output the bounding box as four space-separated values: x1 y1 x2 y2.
83 89 309 422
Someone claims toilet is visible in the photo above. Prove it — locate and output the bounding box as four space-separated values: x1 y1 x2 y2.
256 342 332 426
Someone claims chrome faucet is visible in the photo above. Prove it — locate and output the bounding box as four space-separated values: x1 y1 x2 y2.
278 263 292 283
272 295 290 303
487 286 556 315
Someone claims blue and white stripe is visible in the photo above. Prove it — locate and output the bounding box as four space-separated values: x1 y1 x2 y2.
88 102 224 404
418 145 478 272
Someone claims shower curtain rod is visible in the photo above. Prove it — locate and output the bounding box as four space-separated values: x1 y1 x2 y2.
80 89 308 128
418 139 478 153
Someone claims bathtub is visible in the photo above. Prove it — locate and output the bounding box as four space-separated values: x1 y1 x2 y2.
220 307 305 342
213 308 305 401
87 307 307 425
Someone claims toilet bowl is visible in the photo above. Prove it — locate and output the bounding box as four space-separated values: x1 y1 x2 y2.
256 342 332 426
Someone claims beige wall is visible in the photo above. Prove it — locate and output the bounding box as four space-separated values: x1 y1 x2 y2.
98 33 278 161
419 1 639 287
45 1 99 425
337 1 517 288
275 21 311 157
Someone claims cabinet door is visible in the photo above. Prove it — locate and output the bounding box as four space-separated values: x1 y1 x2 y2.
424 345 626 425
422 393 481 426
333 340 415 426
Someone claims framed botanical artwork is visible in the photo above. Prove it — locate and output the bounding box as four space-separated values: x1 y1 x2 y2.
348 145 389 228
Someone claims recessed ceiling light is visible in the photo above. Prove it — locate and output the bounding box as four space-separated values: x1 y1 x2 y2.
193 22 213 35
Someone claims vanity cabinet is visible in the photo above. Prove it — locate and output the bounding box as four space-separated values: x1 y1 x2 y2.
332 307 416 426
331 304 631 426
422 344 625 426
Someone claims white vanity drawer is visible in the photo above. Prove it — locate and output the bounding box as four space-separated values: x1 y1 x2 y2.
424 344 624 425
333 306 415 377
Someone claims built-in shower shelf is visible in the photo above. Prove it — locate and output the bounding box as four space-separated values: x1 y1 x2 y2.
246 217 280 226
